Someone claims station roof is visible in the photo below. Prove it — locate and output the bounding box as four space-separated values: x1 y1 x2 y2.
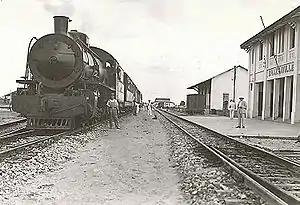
187 65 247 91
240 6 300 50
187 79 211 91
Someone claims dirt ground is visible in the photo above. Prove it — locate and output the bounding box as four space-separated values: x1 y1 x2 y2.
8 111 185 205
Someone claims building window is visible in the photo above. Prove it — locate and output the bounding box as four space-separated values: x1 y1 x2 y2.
251 49 255 64
270 32 275 56
290 26 295 49
250 83 253 91
259 42 263 60
278 27 285 53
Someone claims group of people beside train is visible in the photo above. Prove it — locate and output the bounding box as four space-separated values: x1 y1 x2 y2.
106 93 153 129
228 97 247 128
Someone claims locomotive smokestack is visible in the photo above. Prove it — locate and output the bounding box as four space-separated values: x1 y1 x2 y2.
53 16 71 35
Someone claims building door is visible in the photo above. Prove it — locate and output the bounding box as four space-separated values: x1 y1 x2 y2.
223 93 229 115
258 82 263 116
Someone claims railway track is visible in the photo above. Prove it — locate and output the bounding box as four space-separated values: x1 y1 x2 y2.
156 109 300 205
0 130 64 158
233 140 300 165
0 110 131 159
0 119 26 129
273 150 300 164
0 119 26 136
0 119 104 159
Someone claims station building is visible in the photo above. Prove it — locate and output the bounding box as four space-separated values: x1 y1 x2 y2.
153 97 175 108
187 65 248 114
240 6 300 124
154 98 171 103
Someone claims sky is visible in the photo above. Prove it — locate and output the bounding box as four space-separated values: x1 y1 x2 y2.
0 0 299 103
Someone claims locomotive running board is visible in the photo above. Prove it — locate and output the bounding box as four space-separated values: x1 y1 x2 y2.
27 117 74 130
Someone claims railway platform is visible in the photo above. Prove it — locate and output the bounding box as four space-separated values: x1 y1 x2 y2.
181 115 300 139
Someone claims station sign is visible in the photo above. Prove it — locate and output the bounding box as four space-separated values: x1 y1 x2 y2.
267 63 294 79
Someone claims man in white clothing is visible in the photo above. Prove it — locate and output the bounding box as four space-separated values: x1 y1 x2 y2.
228 99 236 120
236 97 247 128
147 100 152 116
106 93 120 129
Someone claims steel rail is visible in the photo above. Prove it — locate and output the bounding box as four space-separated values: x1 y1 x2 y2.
163 109 300 171
0 129 36 141
0 119 26 129
161 109 300 204
0 118 104 158
0 111 129 158
156 108 300 205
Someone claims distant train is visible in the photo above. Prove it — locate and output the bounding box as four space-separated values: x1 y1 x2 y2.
12 16 142 130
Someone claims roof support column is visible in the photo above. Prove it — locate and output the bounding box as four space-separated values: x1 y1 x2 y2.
262 80 266 121
263 80 272 119
272 79 280 120
262 41 268 120
253 83 260 118
291 20 300 124
283 76 292 121
248 49 254 118
290 73 300 124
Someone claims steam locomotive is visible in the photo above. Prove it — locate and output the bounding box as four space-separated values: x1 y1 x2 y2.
12 16 142 130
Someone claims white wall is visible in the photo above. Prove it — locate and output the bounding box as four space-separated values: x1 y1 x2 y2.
235 66 249 103
211 67 248 110
211 70 233 110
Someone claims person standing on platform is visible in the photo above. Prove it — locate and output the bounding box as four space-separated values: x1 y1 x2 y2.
236 97 247 128
228 99 236 120
147 100 152 116
8 93 12 111
106 93 120 129
136 102 140 114
133 99 137 116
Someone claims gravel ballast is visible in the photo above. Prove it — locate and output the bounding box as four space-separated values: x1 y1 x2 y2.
157 113 266 205
1 111 184 205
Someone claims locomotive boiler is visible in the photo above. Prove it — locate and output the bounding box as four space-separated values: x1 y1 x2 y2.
12 16 142 130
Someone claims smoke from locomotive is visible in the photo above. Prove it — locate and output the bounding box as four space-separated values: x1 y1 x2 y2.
12 16 142 130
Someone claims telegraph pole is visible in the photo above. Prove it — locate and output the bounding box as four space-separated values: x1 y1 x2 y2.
233 66 237 101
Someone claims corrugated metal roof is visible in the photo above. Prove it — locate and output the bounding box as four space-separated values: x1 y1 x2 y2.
187 65 247 89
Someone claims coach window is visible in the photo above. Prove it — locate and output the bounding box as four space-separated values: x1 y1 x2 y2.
259 42 263 61
270 32 275 57
290 26 295 49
